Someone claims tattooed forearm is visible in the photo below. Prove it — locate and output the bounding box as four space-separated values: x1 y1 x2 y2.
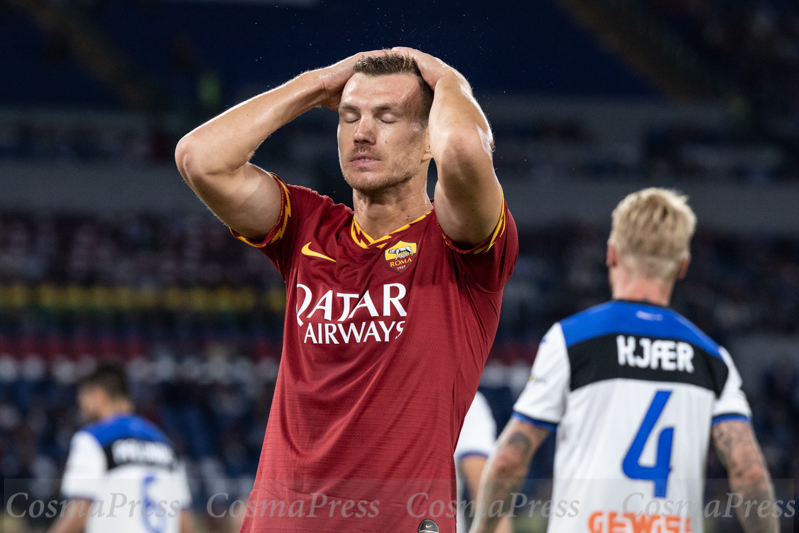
506 431 532 456
469 420 549 533
712 420 779 533
477 472 526 531
736 484 779 533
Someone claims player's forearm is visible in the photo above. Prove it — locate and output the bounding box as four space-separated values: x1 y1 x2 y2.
462 456 490 502
176 71 325 179
471 463 527 533
427 72 494 185
180 509 196 533
47 512 88 533
462 456 517 533
730 471 779 533
471 422 548 533
428 72 500 244
712 420 779 533
495 515 514 533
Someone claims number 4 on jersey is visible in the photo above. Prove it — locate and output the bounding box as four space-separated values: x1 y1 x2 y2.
622 390 673 498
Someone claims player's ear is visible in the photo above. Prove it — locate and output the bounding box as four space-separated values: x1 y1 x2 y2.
676 253 691 280
606 241 618 269
421 127 433 162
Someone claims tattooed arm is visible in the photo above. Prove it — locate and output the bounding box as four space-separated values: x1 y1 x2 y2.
469 418 550 533
712 420 779 533
460 456 513 533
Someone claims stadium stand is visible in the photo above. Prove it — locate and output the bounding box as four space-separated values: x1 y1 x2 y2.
1 0 798 530
2 101 796 183
646 0 799 118
1 212 798 529
0 5 119 107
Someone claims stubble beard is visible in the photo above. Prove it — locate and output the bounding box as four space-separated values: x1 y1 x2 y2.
339 130 428 200
340 159 418 199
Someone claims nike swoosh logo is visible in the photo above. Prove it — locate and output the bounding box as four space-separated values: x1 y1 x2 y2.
301 242 336 262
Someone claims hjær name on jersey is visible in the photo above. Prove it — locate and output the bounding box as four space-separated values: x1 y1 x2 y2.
296 283 408 345
616 336 695 372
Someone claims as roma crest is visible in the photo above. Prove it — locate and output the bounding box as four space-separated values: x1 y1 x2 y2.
384 241 418 273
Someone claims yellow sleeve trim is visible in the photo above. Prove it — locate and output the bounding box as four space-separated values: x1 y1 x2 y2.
270 177 292 244
473 196 507 255
442 189 507 255
230 173 292 248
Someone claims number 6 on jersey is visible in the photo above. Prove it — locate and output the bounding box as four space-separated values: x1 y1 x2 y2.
622 390 674 498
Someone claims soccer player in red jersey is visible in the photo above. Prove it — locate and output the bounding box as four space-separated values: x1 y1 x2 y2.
175 48 518 532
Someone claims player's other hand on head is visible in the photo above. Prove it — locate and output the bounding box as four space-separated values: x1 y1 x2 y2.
391 47 456 89
317 50 387 110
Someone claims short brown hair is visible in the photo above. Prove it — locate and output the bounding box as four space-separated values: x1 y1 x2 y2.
79 362 130 399
609 188 697 280
352 52 434 124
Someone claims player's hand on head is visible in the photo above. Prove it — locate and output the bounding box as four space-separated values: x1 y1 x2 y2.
317 50 386 110
391 46 456 89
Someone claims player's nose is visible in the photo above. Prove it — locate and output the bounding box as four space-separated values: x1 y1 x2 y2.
353 116 376 144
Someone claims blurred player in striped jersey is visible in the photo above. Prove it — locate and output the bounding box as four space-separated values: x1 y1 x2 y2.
471 189 778 533
455 392 511 533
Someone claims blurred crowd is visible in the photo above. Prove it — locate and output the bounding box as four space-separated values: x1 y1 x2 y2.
0 119 175 165
1 115 797 184
0 211 797 529
1 212 799 360
0 348 797 530
649 0 799 123
2 0 798 530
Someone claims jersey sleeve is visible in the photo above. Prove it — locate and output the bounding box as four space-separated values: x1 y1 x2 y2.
229 173 330 280
61 431 107 500
454 391 497 461
441 195 519 293
711 346 752 423
512 323 570 429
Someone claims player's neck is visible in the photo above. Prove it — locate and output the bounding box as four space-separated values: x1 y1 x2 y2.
352 177 432 241
98 400 134 421
610 270 674 307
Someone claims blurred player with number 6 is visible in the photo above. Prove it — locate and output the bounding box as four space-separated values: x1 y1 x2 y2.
48 363 193 533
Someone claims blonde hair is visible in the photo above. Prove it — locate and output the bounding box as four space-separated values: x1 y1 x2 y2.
609 188 697 280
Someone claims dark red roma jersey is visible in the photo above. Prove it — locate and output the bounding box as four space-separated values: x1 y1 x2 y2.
236 174 517 532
